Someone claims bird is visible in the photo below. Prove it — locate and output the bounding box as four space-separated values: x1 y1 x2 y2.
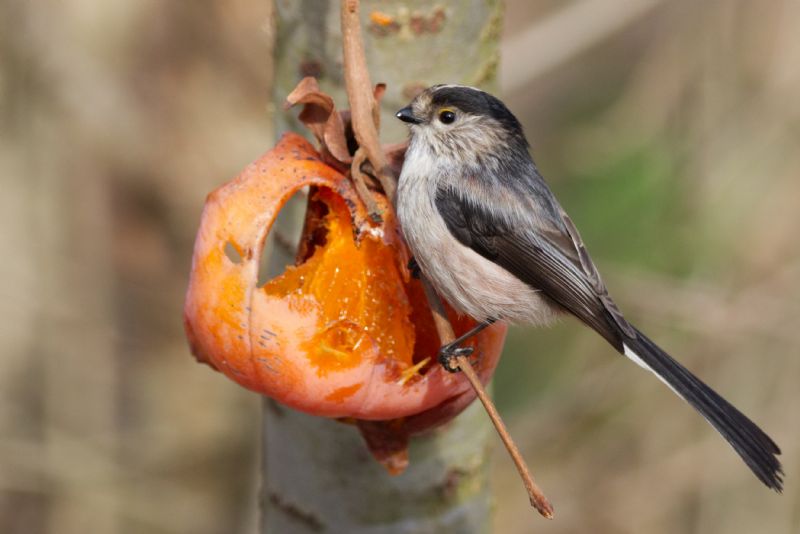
394 84 783 491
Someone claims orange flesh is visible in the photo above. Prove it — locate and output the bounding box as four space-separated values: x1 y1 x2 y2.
263 188 417 378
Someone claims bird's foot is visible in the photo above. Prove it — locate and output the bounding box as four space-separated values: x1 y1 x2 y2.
407 257 421 279
437 344 474 373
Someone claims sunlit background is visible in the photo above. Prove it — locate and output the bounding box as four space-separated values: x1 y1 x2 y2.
2 1 798 533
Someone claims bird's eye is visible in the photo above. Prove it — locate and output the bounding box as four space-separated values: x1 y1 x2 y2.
438 109 456 124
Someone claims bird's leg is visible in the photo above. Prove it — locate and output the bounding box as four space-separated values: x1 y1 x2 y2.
438 318 496 373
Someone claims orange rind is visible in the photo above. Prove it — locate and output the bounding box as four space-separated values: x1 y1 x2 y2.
184 133 506 423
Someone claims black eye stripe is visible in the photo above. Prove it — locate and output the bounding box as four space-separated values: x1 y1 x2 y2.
430 86 523 135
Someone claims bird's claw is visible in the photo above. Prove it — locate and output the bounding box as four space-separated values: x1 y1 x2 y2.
407 257 421 279
437 344 474 373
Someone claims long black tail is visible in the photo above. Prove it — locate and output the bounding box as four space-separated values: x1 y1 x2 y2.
620 326 783 491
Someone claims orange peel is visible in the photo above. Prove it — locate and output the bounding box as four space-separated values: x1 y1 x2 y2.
184 132 506 424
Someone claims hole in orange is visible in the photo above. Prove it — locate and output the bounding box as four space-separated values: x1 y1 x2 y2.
257 189 309 287
224 241 243 264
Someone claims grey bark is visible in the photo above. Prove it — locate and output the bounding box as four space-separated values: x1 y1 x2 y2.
262 2 503 532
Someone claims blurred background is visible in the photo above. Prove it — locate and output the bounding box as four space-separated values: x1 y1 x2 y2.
1 1 798 533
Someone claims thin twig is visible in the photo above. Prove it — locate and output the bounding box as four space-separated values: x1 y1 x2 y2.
340 0 397 202
420 279 555 520
338 0 551 519
351 148 383 223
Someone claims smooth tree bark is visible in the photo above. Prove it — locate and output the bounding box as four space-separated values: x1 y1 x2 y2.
262 2 503 532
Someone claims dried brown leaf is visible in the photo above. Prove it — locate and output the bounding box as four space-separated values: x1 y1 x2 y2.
285 77 352 165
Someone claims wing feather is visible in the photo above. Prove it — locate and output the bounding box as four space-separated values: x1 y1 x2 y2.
435 184 632 345
432 177 783 490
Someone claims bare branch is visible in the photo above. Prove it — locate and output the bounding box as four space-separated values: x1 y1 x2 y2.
338 0 552 519
340 0 397 203
420 278 555 520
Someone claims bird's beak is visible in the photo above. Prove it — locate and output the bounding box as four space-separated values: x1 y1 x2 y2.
396 106 422 124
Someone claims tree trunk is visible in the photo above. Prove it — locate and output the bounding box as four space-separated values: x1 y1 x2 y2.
262 1 503 532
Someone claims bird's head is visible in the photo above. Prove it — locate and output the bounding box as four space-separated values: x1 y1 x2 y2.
395 84 528 162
